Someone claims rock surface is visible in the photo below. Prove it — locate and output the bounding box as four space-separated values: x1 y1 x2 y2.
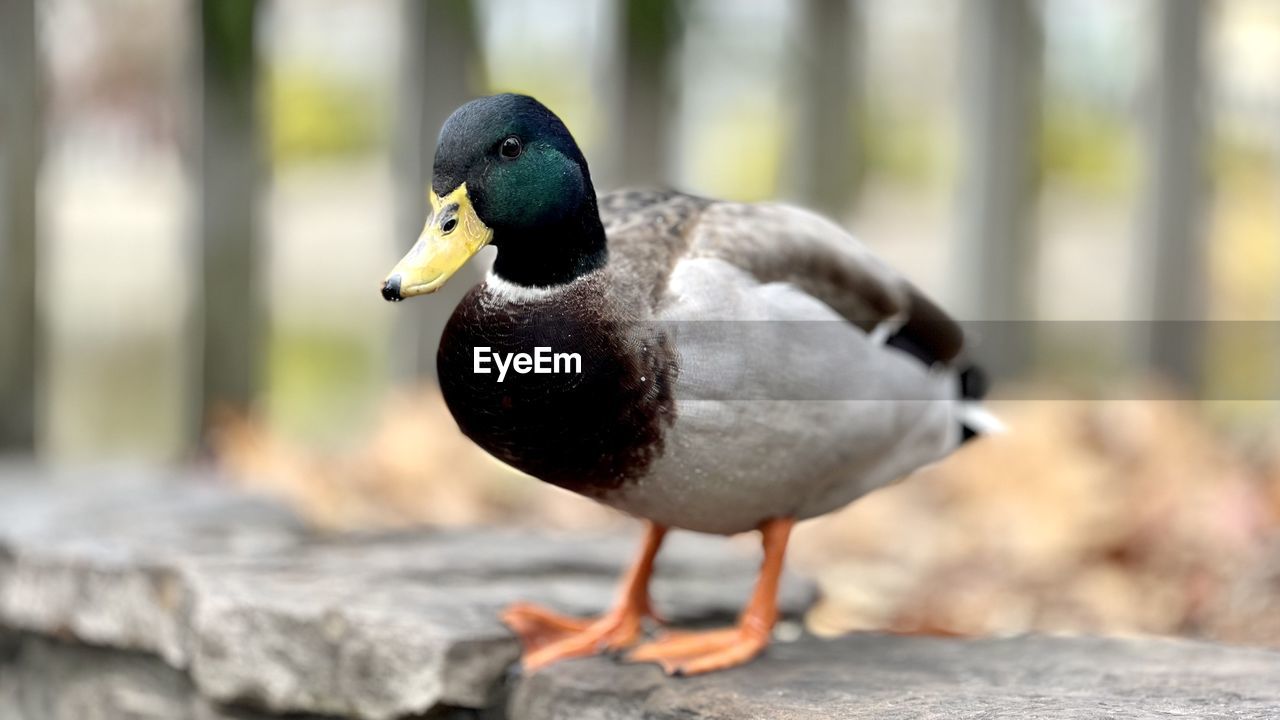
512 633 1280 720
0 467 810 719
0 631 296 720
3 466 1280 720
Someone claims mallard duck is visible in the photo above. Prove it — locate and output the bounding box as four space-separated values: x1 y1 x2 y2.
382 94 991 676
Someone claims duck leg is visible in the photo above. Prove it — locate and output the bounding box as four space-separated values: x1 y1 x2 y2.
627 516 794 676
502 521 667 672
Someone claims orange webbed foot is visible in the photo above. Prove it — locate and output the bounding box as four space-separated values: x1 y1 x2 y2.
503 522 668 672
626 516 794 676
501 602 594 654
626 626 769 676
502 601 651 671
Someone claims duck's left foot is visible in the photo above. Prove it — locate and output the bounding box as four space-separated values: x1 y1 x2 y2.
501 602 594 653
502 601 649 671
626 625 770 676
628 516 795 676
502 521 668 672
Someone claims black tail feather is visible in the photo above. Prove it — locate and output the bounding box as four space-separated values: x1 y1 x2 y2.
959 363 988 401
957 363 989 444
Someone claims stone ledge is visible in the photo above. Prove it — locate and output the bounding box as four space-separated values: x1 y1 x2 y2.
512 633 1280 720
1 632 289 720
3 468 1279 720
0 469 810 719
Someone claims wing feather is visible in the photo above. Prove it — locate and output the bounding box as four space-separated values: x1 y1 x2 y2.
598 191 967 366
685 201 965 365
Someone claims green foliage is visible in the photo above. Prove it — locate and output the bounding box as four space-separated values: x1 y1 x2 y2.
1039 103 1134 195
1211 130 1275 182
268 328 383 441
860 109 946 186
686 113 781 201
624 0 682 61
862 100 1142 195
202 0 257 86
268 65 387 165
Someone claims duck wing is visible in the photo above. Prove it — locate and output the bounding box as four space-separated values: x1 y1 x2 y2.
599 190 966 368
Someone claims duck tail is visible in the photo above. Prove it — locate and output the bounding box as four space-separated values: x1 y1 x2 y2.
956 363 1003 442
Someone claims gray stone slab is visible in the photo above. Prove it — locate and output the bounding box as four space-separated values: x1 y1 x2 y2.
0 632 336 720
0 469 810 719
511 633 1280 720
6 468 1280 720
0 467 307 668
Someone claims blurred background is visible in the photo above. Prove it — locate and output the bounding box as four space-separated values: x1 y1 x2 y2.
2 0 1280 646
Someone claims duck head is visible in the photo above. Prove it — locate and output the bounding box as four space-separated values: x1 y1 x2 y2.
382 94 606 301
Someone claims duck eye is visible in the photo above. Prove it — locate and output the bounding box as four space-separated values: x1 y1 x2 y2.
441 217 458 234
499 136 522 159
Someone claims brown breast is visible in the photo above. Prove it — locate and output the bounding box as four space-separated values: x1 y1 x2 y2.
436 273 678 497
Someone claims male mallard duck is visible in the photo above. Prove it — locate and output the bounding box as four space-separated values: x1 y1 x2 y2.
382 94 991 676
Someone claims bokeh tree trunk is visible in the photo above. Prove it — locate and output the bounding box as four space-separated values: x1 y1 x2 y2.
392 0 485 383
954 0 1042 380
196 0 262 444
0 0 42 452
1135 0 1207 391
612 0 681 189
783 0 863 220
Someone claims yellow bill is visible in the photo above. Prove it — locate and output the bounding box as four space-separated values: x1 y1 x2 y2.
382 183 492 301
